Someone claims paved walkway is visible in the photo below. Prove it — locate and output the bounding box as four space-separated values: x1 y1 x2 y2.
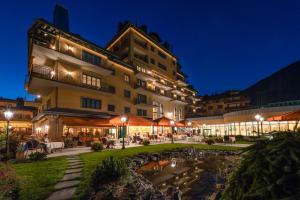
47 155 83 200
48 141 251 158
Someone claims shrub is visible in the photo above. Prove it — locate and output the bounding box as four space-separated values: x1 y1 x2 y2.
214 137 223 143
0 163 18 199
91 142 103 152
205 139 215 145
64 138 74 148
142 140 150 146
221 132 300 200
92 156 129 188
28 152 47 161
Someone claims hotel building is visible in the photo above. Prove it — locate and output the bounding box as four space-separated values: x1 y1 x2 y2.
25 16 199 140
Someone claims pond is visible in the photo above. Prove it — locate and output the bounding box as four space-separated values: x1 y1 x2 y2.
137 153 237 200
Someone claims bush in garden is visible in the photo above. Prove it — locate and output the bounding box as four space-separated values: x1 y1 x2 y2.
221 132 300 200
142 140 150 146
92 156 129 188
91 142 104 152
28 152 47 161
0 163 18 199
205 139 215 145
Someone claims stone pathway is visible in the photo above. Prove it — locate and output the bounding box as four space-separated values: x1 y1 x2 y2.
47 155 83 200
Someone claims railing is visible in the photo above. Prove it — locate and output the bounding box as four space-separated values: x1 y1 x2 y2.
32 38 112 72
31 65 115 94
134 38 148 49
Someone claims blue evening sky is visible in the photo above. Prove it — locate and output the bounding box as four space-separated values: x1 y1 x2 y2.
1 0 300 99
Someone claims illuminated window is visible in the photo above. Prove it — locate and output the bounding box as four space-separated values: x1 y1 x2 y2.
82 74 101 88
124 74 130 83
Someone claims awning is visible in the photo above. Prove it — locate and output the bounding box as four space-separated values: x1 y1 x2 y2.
153 116 184 127
179 120 193 127
62 117 112 127
267 110 300 121
109 114 153 126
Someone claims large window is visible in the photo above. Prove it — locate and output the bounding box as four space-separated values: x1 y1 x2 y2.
137 109 147 117
124 90 131 98
124 107 131 114
82 74 101 88
158 50 167 59
82 50 101 66
137 94 147 104
158 62 167 70
81 97 101 109
124 74 130 83
108 104 115 112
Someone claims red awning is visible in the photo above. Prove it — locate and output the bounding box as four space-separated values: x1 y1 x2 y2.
267 110 300 121
179 120 193 127
62 117 112 127
153 116 184 127
109 114 153 126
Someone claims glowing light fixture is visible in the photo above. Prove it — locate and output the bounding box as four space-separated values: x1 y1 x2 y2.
171 158 176 168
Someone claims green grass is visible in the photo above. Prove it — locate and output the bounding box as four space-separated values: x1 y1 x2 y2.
74 143 241 199
14 157 68 200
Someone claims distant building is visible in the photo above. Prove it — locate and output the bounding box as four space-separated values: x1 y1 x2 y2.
192 90 250 117
0 98 39 141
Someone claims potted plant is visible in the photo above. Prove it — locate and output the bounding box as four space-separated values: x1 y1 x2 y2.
15 144 25 160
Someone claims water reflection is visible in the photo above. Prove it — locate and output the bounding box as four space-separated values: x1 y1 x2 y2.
137 154 236 200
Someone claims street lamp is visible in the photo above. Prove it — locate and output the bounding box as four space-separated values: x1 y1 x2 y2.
259 117 264 135
187 121 192 135
121 116 127 149
170 120 175 144
255 114 262 136
4 108 13 156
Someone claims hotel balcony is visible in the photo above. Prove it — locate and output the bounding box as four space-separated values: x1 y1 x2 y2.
176 74 188 86
135 69 157 82
152 79 173 90
31 38 114 77
171 87 188 96
27 65 115 95
134 84 172 102
171 95 188 105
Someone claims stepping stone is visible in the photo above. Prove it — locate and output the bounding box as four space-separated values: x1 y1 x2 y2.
46 187 77 200
67 157 80 161
68 161 83 166
61 172 81 181
68 160 82 163
68 165 83 170
65 168 82 174
54 180 80 190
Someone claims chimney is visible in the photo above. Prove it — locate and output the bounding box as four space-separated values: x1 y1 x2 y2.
53 4 69 32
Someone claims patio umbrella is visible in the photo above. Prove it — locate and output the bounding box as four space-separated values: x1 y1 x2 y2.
267 110 300 131
109 114 153 126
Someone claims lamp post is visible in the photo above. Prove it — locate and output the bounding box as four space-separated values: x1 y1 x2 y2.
187 121 192 135
4 108 13 156
121 116 127 149
170 120 175 144
260 117 264 135
255 114 262 136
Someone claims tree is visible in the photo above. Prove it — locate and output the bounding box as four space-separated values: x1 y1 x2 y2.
221 132 300 200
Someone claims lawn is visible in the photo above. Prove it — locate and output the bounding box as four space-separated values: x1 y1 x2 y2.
14 156 68 200
12 143 241 200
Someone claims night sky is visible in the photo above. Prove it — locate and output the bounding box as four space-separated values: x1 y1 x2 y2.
1 0 300 100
